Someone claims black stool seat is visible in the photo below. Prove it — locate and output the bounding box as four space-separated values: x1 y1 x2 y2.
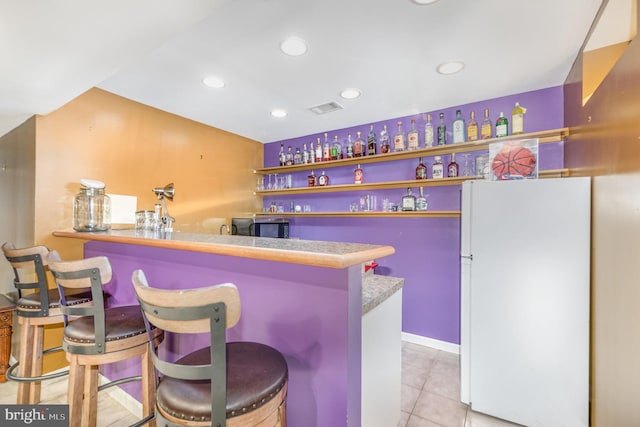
157 342 288 422
17 289 92 312
64 305 150 344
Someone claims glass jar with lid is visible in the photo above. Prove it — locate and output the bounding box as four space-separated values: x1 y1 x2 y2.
73 179 111 232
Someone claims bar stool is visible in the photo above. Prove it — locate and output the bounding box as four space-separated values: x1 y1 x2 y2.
132 269 288 427
48 254 164 427
1 242 92 404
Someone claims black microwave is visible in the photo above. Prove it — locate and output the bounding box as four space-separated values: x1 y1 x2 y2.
253 220 289 238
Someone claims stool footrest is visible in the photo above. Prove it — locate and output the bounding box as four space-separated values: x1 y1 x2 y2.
97 374 142 392
6 346 69 383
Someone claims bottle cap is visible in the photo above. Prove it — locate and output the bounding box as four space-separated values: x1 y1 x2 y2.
80 178 105 189
435 156 441 161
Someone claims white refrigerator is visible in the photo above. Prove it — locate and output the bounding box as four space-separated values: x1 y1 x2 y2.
460 178 590 427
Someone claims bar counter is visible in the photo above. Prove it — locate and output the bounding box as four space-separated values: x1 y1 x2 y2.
53 229 398 427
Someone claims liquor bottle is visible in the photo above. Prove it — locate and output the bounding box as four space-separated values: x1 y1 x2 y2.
354 131 365 157
480 108 492 139
452 110 466 144
393 121 406 152
511 102 527 134
309 141 315 164
315 137 323 162
432 156 444 179
424 113 434 147
380 125 391 153
401 188 416 211
437 113 447 145
285 146 294 166
344 134 353 159
467 111 478 141
303 143 310 164
278 143 285 166
354 164 364 184
416 187 428 211
495 112 509 137
317 170 330 186
407 119 420 150
447 153 459 177
293 147 302 165
367 124 377 155
416 157 427 180
331 135 341 160
307 170 316 187
323 134 331 161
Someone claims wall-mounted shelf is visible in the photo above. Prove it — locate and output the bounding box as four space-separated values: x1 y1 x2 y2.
255 128 569 174
254 211 461 218
255 169 570 196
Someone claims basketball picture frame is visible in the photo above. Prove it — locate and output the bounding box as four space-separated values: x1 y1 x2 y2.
488 138 539 181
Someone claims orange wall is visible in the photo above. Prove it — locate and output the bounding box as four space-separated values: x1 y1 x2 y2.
35 87 263 260
564 0 640 424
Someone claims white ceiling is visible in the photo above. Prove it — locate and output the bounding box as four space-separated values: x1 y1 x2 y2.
1 0 606 143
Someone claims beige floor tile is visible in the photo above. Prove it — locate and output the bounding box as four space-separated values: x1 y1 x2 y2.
412 391 468 427
401 383 422 413
423 367 460 401
399 410 411 427
465 409 523 427
406 414 445 426
402 361 432 390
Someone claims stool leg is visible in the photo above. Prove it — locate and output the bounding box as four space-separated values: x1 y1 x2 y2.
82 364 99 427
29 323 44 404
67 355 84 427
16 319 35 404
141 345 156 427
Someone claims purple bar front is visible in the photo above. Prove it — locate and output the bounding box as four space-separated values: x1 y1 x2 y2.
85 240 362 427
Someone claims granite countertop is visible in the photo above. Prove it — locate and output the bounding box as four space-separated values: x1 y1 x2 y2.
53 229 395 269
362 274 404 315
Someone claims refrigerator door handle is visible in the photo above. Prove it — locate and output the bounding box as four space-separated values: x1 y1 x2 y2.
461 254 473 260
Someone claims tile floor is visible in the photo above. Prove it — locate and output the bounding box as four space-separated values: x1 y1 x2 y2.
0 341 519 427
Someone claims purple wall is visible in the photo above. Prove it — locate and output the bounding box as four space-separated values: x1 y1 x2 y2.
263 86 565 344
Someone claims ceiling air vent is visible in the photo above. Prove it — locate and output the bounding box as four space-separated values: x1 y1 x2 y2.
308 101 344 115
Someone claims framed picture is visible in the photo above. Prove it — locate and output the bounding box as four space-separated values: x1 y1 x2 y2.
488 138 539 181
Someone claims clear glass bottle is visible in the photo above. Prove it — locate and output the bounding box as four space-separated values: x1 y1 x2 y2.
416 187 428 211
393 121 406 152
293 147 302 165
73 179 111 232
448 153 459 177
407 119 419 150
496 112 509 137
481 108 493 139
354 131 365 157
323 134 331 161
380 125 391 153
424 113 434 147
432 156 444 179
307 170 316 187
278 143 285 166
416 157 427 180
511 102 526 134
437 113 447 145
452 109 466 144
315 137 323 162
318 170 330 186
467 111 478 141
401 188 416 211
286 146 294 166
303 143 310 164
354 164 364 184
367 124 377 155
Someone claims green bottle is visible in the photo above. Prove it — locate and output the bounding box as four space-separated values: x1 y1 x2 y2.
495 112 508 138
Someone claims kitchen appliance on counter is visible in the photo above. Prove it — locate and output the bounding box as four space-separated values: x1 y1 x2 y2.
460 178 590 426
231 218 289 238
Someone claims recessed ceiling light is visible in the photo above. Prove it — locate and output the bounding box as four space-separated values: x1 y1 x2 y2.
202 76 225 88
436 61 465 75
340 88 362 99
280 36 308 56
271 109 287 118
411 0 440 4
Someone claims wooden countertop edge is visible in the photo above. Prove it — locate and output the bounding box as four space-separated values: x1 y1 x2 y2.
52 230 395 269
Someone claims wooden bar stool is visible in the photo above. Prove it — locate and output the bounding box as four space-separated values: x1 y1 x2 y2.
48 254 164 427
132 269 288 427
1 242 92 404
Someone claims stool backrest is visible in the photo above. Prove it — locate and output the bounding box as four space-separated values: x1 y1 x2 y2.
47 253 112 355
2 241 52 317
132 269 240 427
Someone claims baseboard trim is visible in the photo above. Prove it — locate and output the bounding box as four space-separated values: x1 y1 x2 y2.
99 374 142 418
401 332 460 354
